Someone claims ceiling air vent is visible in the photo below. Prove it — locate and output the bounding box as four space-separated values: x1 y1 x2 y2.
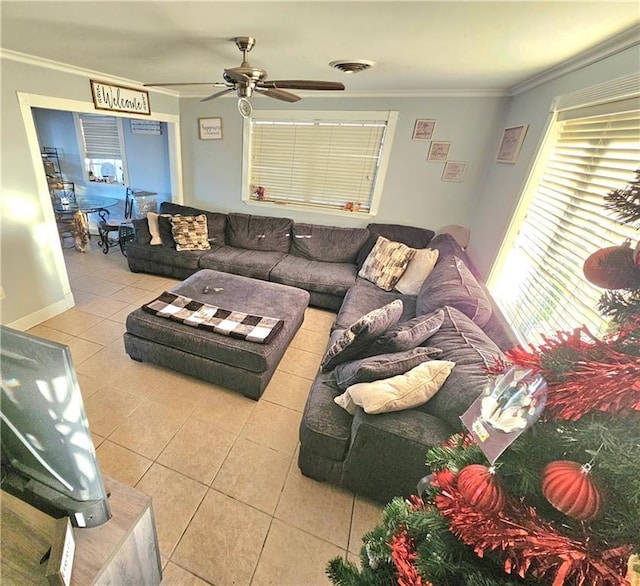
329 60 375 74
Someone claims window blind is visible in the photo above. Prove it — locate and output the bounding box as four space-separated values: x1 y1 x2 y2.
248 117 388 212
492 108 640 343
78 114 122 159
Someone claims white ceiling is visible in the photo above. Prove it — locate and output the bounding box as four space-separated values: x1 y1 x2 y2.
2 1 639 97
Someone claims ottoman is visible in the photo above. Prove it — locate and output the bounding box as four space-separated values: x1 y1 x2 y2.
123 269 310 399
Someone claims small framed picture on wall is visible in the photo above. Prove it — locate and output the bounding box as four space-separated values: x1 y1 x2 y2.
496 124 528 163
199 117 223 140
427 141 451 162
442 161 467 182
412 119 436 140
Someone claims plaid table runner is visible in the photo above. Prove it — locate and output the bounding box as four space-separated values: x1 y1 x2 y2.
142 291 284 344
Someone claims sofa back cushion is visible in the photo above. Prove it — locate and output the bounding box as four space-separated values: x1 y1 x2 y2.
356 223 435 267
226 213 293 253
416 255 492 327
159 202 227 245
418 306 504 429
292 223 369 263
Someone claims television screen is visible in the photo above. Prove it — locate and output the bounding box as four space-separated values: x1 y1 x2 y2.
0 326 111 528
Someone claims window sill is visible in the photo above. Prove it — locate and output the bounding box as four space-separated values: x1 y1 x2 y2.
242 198 377 219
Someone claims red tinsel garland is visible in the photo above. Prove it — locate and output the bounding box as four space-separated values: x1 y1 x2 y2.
430 470 632 586
390 528 430 586
504 326 640 421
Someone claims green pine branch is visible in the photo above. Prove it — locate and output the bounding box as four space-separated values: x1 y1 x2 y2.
604 169 640 228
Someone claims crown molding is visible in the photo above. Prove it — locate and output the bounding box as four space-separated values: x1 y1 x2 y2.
0 48 179 97
1 48 506 100
180 88 508 100
508 24 640 96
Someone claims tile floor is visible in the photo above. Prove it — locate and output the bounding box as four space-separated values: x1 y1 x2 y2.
31 239 383 585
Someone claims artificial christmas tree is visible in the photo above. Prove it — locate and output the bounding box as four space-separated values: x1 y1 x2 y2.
327 174 640 586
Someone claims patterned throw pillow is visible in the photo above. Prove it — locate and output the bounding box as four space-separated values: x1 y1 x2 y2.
170 215 211 251
320 299 403 371
358 236 416 291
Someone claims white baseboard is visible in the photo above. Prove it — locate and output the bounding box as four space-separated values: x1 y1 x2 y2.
5 292 75 331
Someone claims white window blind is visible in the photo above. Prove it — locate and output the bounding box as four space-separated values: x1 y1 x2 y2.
492 106 640 343
245 112 395 214
78 114 122 159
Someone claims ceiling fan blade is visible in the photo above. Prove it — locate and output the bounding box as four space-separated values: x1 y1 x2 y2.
255 88 301 103
201 88 234 102
261 80 345 91
144 82 227 87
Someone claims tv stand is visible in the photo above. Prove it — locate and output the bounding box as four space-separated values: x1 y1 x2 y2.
1 475 162 585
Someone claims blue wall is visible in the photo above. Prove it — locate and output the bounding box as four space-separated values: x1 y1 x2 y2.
32 108 171 207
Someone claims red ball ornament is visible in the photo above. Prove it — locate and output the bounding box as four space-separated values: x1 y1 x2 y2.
583 243 640 290
541 460 604 522
457 464 505 514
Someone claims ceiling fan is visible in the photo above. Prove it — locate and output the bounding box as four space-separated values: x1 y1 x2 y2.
144 36 345 116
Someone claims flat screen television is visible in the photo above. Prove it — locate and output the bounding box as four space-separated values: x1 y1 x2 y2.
0 325 111 528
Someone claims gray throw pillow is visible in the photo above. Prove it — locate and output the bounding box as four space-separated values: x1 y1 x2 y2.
333 347 443 390
416 256 492 327
320 299 403 371
133 218 151 245
365 308 445 356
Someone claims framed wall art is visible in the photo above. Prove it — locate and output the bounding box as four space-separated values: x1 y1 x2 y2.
496 124 528 163
199 117 223 140
412 119 436 140
442 161 467 182
427 141 451 162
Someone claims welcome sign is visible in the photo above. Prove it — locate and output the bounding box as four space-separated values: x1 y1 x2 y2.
90 80 151 115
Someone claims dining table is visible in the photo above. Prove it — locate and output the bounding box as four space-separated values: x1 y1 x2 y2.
53 195 120 252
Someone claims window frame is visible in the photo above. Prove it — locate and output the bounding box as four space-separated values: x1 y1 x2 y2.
241 110 398 217
488 92 640 344
73 113 129 187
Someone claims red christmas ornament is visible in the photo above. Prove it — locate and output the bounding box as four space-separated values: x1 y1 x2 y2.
583 243 640 290
542 460 604 522
457 464 505 514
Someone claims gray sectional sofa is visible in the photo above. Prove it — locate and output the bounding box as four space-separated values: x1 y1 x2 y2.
126 201 518 503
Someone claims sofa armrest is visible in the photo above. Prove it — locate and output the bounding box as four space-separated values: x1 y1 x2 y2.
341 407 453 503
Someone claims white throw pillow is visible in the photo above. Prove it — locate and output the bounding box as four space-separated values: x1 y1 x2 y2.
334 360 455 415
147 212 162 245
395 248 439 295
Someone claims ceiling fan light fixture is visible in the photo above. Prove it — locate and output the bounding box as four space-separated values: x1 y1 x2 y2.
238 97 253 118
329 59 375 74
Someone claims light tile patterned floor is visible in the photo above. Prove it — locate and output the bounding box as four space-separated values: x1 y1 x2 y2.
31 240 383 585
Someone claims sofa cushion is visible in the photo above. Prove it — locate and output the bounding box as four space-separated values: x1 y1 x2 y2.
419 306 504 429
226 213 292 253
170 215 211 251
334 278 414 331
395 247 439 295
291 223 370 263
269 255 357 297
126 242 209 271
356 223 435 267
321 299 403 371
333 347 443 390
159 202 227 246
358 236 416 291
198 246 286 280
417 255 492 327
334 360 455 415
